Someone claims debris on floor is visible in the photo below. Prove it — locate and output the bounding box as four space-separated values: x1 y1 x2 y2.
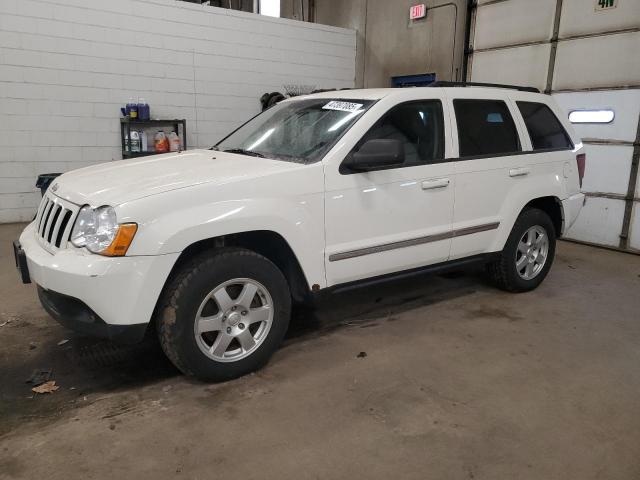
25 368 53 385
57 339 69 346
0 315 16 327
357 351 367 358
32 381 59 394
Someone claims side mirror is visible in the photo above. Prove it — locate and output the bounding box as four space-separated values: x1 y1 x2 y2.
346 139 405 171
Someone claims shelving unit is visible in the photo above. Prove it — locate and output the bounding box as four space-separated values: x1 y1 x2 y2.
120 118 187 159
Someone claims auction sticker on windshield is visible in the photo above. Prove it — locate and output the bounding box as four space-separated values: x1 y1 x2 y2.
322 101 363 112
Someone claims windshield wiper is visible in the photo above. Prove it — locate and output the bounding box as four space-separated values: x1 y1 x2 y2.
223 148 265 158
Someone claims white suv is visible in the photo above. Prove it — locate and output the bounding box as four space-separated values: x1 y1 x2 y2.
15 83 585 381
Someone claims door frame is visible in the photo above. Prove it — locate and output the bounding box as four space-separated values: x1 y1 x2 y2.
321 89 458 286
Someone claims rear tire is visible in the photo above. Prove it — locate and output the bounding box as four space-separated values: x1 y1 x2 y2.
157 248 291 382
487 208 556 292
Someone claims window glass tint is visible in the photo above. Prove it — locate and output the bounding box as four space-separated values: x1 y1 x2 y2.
518 101 573 150
355 101 444 167
453 99 520 157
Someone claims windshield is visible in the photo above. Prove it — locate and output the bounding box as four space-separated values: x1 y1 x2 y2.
214 98 375 163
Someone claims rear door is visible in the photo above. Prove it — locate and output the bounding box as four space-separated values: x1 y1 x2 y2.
446 90 528 259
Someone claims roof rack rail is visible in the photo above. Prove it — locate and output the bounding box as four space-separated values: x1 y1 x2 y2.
428 81 540 93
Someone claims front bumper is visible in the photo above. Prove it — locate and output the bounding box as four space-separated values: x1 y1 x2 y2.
37 286 148 344
13 240 31 284
18 221 180 337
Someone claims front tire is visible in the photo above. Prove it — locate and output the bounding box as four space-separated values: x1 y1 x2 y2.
157 248 291 382
487 208 556 292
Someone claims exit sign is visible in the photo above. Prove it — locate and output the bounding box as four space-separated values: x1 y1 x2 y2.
410 4 426 20
595 0 617 11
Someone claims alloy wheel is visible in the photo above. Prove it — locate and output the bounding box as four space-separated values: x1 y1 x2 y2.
515 225 549 280
193 278 274 362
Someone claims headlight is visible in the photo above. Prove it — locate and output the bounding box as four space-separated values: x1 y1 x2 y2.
71 206 137 256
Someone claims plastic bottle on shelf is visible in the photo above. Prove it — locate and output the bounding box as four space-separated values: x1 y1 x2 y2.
137 98 150 120
129 101 138 119
168 132 181 152
154 131 169 153
125 98 135 117
140 131 148 152
130 130 141 152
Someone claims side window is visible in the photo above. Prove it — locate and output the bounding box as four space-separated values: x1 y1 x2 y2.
453 99 521 157
347 100 444 170
517 101 573 150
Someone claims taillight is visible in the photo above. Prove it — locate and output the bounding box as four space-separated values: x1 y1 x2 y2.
576 153 586 188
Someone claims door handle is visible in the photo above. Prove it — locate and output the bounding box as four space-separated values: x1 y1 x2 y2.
509 167 530 177
421 178 450 190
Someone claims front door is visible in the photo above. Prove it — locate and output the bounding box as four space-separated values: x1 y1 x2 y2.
324 99 455 286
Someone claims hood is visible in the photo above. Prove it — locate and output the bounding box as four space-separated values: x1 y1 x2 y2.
52 150 304 206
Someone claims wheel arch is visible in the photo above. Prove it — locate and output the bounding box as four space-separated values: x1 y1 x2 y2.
489 194 565 256
162 230 313 305
520 196 564 237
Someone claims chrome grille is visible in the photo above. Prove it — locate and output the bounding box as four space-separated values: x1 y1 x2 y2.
34 193 79 252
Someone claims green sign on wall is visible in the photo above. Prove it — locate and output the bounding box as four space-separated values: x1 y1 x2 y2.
595 0 617 11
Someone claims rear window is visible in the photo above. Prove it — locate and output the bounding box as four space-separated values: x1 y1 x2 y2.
517 101 573 150
453 99 520 158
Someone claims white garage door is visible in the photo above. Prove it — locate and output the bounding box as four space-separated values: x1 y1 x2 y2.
468 0 640 253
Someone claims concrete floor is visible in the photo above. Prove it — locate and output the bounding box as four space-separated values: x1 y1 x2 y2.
1 222 639 480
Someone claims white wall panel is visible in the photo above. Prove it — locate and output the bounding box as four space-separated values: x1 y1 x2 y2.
564 197 626 247
559 0 640 37
470 44 551 92
0 0 356 222
471 0 640 251
579 145 633 196
629 204 640 252
473 0 555 50
553 89 640 143
552 32 640 91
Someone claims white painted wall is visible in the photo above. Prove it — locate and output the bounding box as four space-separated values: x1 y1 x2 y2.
469 0 640 252
0 0 356 222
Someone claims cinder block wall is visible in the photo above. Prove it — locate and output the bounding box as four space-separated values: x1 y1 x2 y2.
0 0 356 222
